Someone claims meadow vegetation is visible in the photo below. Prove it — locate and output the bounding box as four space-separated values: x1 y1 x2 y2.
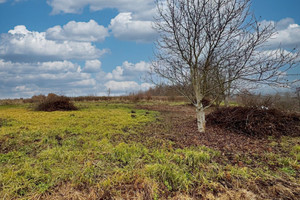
0 99 299 199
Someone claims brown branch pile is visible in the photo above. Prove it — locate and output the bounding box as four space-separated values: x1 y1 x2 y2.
207 107 300 137
35 94 78 112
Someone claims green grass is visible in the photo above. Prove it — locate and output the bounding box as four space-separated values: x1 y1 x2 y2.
0 102 299 199
0 102 156 198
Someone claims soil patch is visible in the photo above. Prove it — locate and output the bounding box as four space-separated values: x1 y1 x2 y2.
137 104 272 155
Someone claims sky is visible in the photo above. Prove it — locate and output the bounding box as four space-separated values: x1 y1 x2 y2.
0 0 299 98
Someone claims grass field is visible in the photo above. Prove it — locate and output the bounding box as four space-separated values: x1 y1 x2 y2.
0 102 299 199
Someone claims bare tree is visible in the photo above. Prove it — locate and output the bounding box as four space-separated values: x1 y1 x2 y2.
152 0 299 132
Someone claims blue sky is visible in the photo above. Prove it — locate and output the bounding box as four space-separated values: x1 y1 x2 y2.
0 0 299 98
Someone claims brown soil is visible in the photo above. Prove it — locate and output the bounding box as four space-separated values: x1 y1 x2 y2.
137 104 274 154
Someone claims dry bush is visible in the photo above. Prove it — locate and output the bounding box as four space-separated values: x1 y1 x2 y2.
167 95 176 101
272 93 300 112
119 92 152 103
0 99 24 105
237 92 300 112
35 93 78 112
71 96 113 102
145 92 152 101
131 93 144 103
31 94 47 103
237 92 274 108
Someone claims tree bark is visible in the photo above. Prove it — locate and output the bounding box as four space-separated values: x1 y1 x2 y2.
196 104 205 132
224 96 229 107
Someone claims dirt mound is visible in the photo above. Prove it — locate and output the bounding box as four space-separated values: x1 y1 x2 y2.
207 107 300 137
35 94 78 112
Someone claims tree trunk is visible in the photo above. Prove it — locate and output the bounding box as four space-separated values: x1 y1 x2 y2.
196 105 206 132
224 96 229 107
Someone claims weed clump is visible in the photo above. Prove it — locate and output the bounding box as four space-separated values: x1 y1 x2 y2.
0 118 5 127
207 107 300 137
35 93 78 112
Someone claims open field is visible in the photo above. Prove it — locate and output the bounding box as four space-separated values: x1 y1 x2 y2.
0 101 299 199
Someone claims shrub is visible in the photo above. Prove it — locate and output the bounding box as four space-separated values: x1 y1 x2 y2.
35 94 78 112
236 91 300 112
237 92 274 108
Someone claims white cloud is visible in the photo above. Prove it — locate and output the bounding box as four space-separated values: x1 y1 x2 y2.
0 59 98 98
0 0 6 3
275 18 295 31
97 60 153 94
0 59 153 98
0 25 107 62
47 0 156 20
105 61 151 81
0 59 80 74
14 85 26 91
109 12 157 43
8 25 30 34
122 60 151 72
70 79 96 87
258 49 298 60
83 59 102 73
46 20 109 42
104 80 152 93
106 66 124 80
262 18 300 49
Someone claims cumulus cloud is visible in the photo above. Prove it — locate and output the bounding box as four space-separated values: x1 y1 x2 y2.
0 59 153 98
122 60 151 72
109 13 157 43
106 66 124 80
262 18 300 49
47 0 156 20
103 60 152 93
0 59 98 98
83 59 102 73
105 61 151 80
0 59 80 74
0 25 107 62
46 20 109 42
104 80 152 93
